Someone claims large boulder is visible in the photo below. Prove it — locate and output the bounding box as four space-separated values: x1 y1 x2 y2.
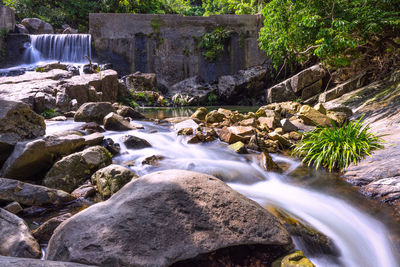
0 100 45 142
0 208 41 258
32 213 71 243
43 146 112 193
21 18 54 34
205 110 226 123
124 72 157 91
116 106 145 120
103 112 138 131
0 177 75 207
170 76 216 106
91 164 137 200
46 170 293 266
191 107 208 121
290 64 326 93
122 135 151 149
74 102 115 124
1 134 86 180
0 256 96 267
298 105 333 127
267 80 297 104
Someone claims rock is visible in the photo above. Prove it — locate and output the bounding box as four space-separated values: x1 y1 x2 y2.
48 116 67 121
228 141 248 154
173 119 199 133
301 79 323 100
227 126 254 136
269 132 293 149
298 105 333 127
142 155 164 166
1 134 86 180
124 72 157 91
4 201 23 214
0 137 16 168
101 138 120 155
171 76 215 106
91 164 137 200
267 80 297 103
43 146 112 193
362 177 400 200
217 66 267 103
62 27 78 34
0 177 75 206
83 133 104 147
122 135 151 149
116 106 145 120
205 110 226 123
258 152 281 172
71 183 96 199
0 256 96 266
218 127 249 144
74 122 105 134
240 118 257 127
32 213 72 243
0 208 41 258
191 107 208 121
21 18 54 34
0 100 46 142
258 116 281 130
103 112 137 131
327 105 353 118
16 24 29 34
280 119 299 132
46 170 293 266
272 251 315 267
217 108 233 118
74 102 115 124
289 131 303 141
319 72 366 102
177 128 193 135
327 111 348 125
290 64 326 93
313 103 327 115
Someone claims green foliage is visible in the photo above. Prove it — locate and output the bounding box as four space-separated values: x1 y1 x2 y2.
259 0 400 68
293 117 384 172
150 17 165 34
41 108 60 119
207 93 218 105
198 27 233 61
34 67 45 72
202 0 266 15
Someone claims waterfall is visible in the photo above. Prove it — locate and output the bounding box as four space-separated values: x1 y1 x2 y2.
23 34 92 64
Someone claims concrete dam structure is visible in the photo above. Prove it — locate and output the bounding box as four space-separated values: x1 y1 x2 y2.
89 14 267 86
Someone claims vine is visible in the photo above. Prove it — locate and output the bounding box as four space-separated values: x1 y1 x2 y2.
198 27 233 62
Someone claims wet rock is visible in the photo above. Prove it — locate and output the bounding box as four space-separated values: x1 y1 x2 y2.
269 132 293 149
103 112 138 131
205 110 226 123
124 72 157 91
71 183 96 199
272 251 315 267
0 178 75 206
227 126 254 136
0 99 46 142
0 256 96 266
280 119 299 133
298 105 332 127
1 134 86 180
46 170 293 266
43 146 112 193
4 201 23 214
116 106 145 120
362 178 400 201
74 102 115 124
0 208 41 258
62 27 78 34
173 119 199 133
228 141 248 154
75 122 105 134
258 152 281 172
32 213 72 243
16 24 29 34
91 164 137 200
142 155 165 166
177 127 193 135
218 127 249 144
171 76 215 106
48 116 67 122
101 138 120 155
21 18 53 34
191 107 208 121
122 135 151 149
83 133 104 147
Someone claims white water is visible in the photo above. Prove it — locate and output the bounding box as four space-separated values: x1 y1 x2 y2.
46 119 400 267
23 34 92 64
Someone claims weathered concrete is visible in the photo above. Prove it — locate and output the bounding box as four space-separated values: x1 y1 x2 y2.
0 6 15 32
89 14 266 86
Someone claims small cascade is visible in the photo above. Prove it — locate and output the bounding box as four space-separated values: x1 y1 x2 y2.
23 34 92 64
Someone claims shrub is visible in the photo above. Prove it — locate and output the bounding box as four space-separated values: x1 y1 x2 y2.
198 27 233 62
293 117 384 172
41 108 60 119
207 93 218 105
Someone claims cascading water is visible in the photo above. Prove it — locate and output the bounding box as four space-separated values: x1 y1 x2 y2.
23 34 92 64
45 118 400 267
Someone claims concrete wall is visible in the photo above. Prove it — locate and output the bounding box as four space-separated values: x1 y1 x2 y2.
89 14 267 86
0 5 15 64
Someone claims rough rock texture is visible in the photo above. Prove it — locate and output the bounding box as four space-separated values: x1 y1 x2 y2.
258 152 281 172
0 100 46 142
228 141 248 154
191 107 208 121
21 18 54 34
116 106 145 120
0 178 75 206
1 134 86 180
122 135 151 149
74 102 115 124
298 105 332 127
124 72 157 91
0 6 15 32
0 256 96 267
91 164 137 199
103 113 138 131
290 64 326 93
43 146 112 193
32 213 72 243
171 76 216 106
0 208 41 258
205 110 226 123
46 170 293 266
173 119 199 133
267 80 297 103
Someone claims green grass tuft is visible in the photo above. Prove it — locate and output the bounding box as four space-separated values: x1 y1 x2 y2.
293 117 384 172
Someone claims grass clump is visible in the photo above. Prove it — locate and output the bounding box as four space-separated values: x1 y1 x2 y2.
41 108 60 119
293 117 384 172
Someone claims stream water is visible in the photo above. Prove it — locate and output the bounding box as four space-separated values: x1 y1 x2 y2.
46 112 400 267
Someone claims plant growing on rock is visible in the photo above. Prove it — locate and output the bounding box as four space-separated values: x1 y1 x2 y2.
293 117 384 172
198 27 233 62
40 108 60 119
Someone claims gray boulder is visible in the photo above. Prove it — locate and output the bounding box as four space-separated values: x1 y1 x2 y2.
124 72 157 91
267 80 297 103
46 170 293 266
0 208 41 258
43 146 112 193
91 164 137 200
122 135 151 149
290 64 326 93
0 177 75 207
74 102 115 124
116 106 145 120
103 112 137 131
21 18 53 34
170 76 215 106
0 256 96 267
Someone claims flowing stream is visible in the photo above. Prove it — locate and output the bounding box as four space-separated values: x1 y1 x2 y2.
46 117 400 267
